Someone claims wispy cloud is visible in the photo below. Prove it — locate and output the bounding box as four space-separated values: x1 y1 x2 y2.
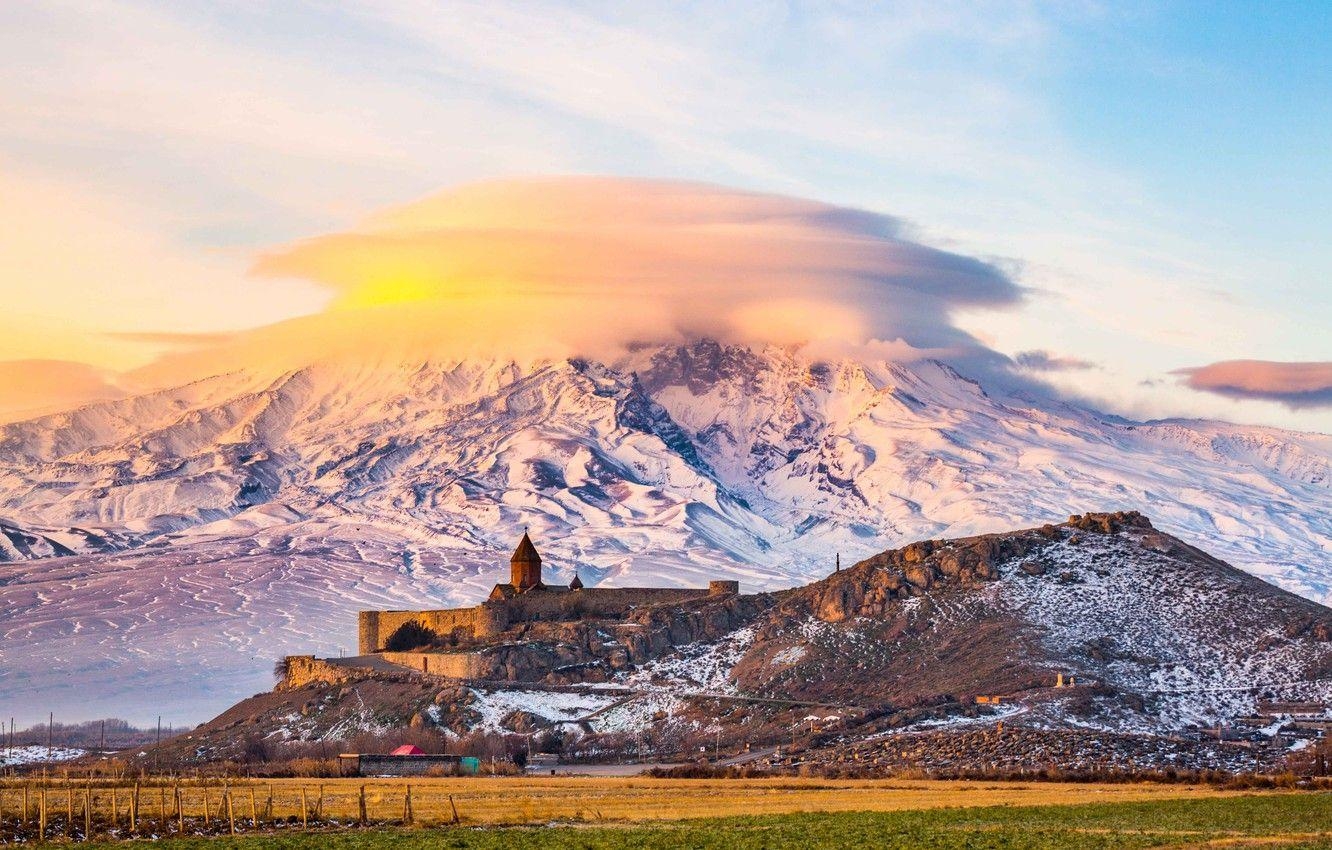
1013 349 1100 372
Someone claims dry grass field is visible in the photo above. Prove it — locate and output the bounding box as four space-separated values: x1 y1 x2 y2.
216 775 1262 825
0 775 1283 830
5 777 1332 847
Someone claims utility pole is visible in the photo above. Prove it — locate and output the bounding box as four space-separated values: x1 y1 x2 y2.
47 712 53 762
100 720 105 751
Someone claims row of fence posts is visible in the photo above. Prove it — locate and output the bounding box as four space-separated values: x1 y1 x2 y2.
0 780 456 841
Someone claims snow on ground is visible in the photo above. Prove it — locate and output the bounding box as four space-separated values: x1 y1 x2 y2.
999 528 1332 729
591 690 691 735
261 687 397 743
1 746 85 766
618 626 755 693
880 704 1027 737
465 688 621 733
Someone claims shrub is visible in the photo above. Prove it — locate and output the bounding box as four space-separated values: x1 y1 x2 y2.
384 621 440 651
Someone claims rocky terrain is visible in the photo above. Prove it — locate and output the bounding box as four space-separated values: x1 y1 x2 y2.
788 727 1269 776
1 342 1329 724
148 513 1332 773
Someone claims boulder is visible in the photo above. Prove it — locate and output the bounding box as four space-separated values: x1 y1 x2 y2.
1020 561 1046 576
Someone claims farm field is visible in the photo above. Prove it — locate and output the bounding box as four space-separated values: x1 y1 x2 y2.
0 775 1269 829
69 791 1332 849
4 777 1330 846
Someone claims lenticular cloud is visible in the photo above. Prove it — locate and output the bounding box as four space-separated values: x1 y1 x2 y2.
1175 360 1332 410
250 176 1021 357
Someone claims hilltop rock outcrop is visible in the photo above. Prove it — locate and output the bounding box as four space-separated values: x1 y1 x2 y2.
795 511 1154 624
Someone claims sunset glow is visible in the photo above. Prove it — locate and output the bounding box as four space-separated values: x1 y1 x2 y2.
2 1 1331 775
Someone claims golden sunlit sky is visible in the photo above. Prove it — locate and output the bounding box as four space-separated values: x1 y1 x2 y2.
0 2 1328 429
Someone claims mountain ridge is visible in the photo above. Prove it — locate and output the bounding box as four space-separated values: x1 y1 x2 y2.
0 341 1328 724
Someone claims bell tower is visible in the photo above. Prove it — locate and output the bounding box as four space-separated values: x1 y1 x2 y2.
510 530 543 592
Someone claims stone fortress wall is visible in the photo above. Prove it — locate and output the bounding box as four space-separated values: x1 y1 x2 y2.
358 581 740 654
286 533 746 688
359 606 504 655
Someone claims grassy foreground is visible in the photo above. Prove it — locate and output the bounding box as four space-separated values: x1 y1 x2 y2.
81 792 1332 849
4 776 1251 827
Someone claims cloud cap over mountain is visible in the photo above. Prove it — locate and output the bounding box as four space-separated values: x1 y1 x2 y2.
1175 360 1332 410
251 177 1022 357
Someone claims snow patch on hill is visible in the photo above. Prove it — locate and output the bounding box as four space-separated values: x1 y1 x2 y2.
999 529 1332 729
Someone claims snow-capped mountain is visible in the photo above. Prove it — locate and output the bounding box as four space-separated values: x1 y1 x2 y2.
0 341 1329 724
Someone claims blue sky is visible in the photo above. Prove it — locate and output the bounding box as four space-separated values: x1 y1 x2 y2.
0 1 1328 429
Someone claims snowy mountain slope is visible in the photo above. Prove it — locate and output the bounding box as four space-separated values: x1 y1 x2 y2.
0 341 1328 725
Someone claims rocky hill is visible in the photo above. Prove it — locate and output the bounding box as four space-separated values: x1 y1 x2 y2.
161 512 1332 772
1 343 1329 724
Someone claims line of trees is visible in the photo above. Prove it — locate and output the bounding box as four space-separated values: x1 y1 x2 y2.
3 718 192 751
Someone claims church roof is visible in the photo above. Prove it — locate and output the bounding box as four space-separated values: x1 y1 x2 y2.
511 531 541 564
570 572 584 590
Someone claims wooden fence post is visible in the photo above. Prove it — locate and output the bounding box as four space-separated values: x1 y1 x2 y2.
65 780 73 837
202 786 210 827
176 786 184 834
402 785 412 825
249 788 257 828
226 790 235 835
110 786 117 828
300 786 309 830
130 782 139 833
449 794 460 825
23 784 29 827
83 786 91 840
38 787 47 841
316 784 324 820
267 783 274 821
358 784 367 826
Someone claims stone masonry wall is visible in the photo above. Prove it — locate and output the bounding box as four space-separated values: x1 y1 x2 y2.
501 587 710 622
280 656 365 690
376 651 488 678
359 587 724 653
359 605 508 654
